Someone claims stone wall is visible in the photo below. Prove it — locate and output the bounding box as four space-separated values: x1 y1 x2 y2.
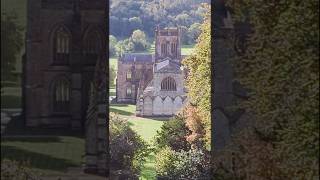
116 60 153 103
142 95 186 116
84 89 107 175
212 1 251 173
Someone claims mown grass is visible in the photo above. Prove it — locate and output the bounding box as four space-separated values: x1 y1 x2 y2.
181 44 195 55
109 104 136 116
1 136 85 175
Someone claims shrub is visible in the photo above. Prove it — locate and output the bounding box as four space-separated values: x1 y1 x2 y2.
109 113 150 174
155 146 178 177
155 147 211 179
1 159 40 180
154 114 191 151
184 105 207 149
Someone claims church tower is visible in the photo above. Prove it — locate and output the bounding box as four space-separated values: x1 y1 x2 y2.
155 27 181 63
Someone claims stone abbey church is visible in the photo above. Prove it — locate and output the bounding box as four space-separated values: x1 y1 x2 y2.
23 0 107 174
117 27 187 116
24 0 106 129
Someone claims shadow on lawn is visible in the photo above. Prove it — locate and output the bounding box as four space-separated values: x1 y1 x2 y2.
109 107 134 116
1 136 62 143
1 145 78 172
4 115 84 137
110 104 132 107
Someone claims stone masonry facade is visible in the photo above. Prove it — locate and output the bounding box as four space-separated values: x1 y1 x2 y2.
213 0 251 172
24 0 107 130
24 0 108 175
117 27 187 117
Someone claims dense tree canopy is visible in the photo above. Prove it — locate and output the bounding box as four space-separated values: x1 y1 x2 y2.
224 0 319 178
182 4 211 149
110 0 209 42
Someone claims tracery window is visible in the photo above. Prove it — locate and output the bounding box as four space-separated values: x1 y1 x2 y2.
54 27 70 64
126 87 132 97
53 78 70 113
161 77 177 91
84 30 101 63
126 71 132 80
161 43 166 56
161 42 169 56
171 42 177 56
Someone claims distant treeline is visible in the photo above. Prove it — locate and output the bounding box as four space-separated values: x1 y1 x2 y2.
110 0 210 44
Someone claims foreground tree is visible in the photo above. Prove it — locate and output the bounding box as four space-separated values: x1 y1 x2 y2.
224 0 319 178
182 3 211 149
1 12 23 84
109 35 117 57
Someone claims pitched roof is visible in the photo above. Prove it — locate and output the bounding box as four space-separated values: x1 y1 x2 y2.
155 59 181 73
120 53 153 63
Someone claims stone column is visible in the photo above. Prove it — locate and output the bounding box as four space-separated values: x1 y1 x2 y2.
96 90 107 175
70 73 82 129
213 22 235 150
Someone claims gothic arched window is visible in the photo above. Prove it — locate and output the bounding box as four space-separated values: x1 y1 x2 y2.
84 30 101 63
126 87 132 97
161 43 166 56
171 42 177 57
54 26 70 64
126 71 132 80
161 77 177 91
53 78 70 113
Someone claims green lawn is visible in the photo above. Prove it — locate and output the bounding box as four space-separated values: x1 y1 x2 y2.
1 136 85 175
127 117 165 143
109 104 136 116
181 44 195 55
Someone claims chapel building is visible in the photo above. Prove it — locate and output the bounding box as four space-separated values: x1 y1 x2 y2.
116 27 188 117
